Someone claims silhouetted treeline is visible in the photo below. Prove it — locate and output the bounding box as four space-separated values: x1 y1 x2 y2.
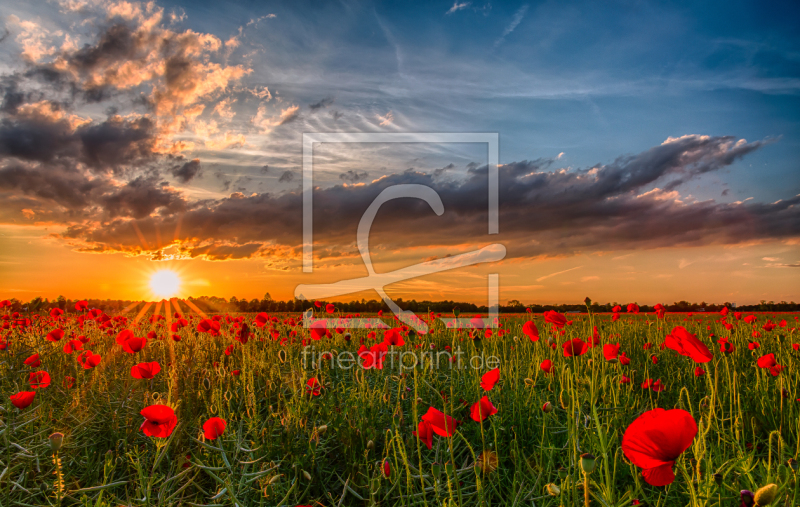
3 295 799 315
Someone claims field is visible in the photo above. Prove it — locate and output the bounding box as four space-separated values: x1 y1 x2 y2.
1 304 798 507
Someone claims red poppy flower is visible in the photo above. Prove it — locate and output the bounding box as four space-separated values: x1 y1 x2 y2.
603 343 620 361
131 361 161 379
619 352 630 365
522 321 539 341
622 408 697 486
744 315 756 324
383 460 391 478
540 359 553 374
306 377 322 396
75 300 88 311
694 366 705 377
720 307 729 316
413 420 434 449
82 352 101 369
50 308 64 319
63 376 75 389
140 405 177 438
641 379 666 392
29 371 51 389
46 328 65 342
664 326 713 363
24 353 41 368
224 344 235 356
544 310 567 328
231 369 241 376
479 368 500 391
627 303 640 314
10 391 35 409
620 375 631 384
63 339 83 354
756 353 784 376
197 319 221 335
203 417 227 440
116 329 147 353
748 341 760 350
384 328 405 346
309 320 330 341
325 303 335 314
563 338 589 357
717 336 735 354
612 305 622 313
359 342 388 369
470 396 498 422
421 407 459 437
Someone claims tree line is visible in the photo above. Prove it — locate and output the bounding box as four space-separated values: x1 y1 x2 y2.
3 295 799 315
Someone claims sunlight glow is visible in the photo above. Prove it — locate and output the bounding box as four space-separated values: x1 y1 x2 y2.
149 270 181 298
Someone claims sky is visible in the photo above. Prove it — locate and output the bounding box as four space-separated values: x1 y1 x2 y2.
0 0 798 306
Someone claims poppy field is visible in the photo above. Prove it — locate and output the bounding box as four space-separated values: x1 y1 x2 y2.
1 301 799 507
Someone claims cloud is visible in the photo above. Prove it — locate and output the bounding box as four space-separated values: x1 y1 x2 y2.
376 111 394 126
339 170 369 182
309 96 334 110
246 14 276 27
171 158 201 183
447 2 471 14
537 266 583 282
495 4 529 47
253 104 300 133
278 170 295 183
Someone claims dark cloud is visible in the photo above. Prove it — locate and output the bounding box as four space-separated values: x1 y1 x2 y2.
171 158 201 183
433 163 455 177
331 110 343 121
339 170 369 182
278 170 295 182
0 162 187 220
260 164 269 173
34 134 799 263
309 96 334 110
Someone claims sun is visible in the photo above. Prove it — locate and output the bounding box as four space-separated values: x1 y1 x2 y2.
149 270 181 299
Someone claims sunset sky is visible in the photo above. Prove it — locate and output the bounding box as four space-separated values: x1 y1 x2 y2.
0 0 798 305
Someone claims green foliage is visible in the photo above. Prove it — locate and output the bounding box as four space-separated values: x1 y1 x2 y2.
0 310 798 506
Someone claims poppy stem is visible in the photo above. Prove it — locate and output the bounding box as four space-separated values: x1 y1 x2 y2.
583 471 590 507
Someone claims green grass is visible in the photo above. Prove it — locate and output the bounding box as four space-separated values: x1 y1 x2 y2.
1 309 798 506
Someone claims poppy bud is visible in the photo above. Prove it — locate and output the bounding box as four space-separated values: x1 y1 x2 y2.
557 466 568 479
317 425 328 434
580 453 596 474
453 307 460 317
713 472 722 486
431 462 441 478
302 470 312 481
444 462 455 475
753 484 777 506
777 464 788 483
587 359 593 367
545 483 561 496
367 440 374 450
269 474 281 484
49 432 64 452
344 333 351 341
542 401 553 413
740 490 754 507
